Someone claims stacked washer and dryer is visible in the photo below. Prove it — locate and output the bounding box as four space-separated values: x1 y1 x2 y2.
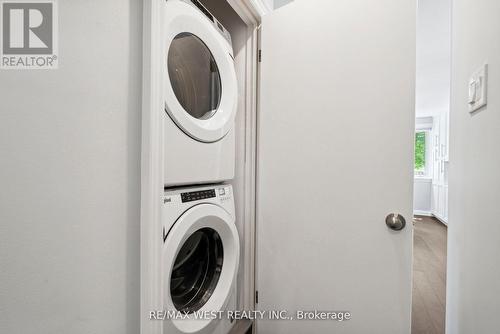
162 1 240 334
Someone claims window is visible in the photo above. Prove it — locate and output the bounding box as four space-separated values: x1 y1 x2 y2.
415 131 427 176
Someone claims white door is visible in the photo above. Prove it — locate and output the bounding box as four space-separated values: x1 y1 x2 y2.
256 0 416 333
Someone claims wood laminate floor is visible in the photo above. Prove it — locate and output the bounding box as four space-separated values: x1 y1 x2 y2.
412 216 447 334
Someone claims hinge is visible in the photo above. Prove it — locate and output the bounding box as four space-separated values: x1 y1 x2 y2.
255 290 259 304
258 49 262 63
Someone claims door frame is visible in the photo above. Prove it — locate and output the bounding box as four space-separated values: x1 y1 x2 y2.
140 1 264 333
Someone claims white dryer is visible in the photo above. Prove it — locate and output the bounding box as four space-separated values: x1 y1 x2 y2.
163 185 239 334
164 0 238 187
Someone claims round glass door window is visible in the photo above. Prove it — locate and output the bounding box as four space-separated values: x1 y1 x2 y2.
170 228 224 313
168 33 222 120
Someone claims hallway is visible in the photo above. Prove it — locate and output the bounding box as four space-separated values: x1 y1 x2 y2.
412 216 447 334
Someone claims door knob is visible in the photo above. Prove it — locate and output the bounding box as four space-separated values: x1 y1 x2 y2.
385 213 406 231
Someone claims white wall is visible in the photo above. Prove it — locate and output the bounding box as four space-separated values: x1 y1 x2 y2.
414 178 432 215
273 0 294 9
0 1 142 333
447 0 500 333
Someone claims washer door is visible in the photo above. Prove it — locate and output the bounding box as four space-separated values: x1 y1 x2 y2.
164 204 239 334
164 1 237 143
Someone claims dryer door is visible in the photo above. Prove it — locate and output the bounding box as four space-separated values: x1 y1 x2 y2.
164 1 237 143
163 204 239 334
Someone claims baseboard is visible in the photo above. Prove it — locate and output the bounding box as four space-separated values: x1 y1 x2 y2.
414 210 432 217
432 214 448 226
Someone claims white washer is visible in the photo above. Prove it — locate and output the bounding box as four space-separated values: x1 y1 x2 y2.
163 184 239 334
164 0 238 187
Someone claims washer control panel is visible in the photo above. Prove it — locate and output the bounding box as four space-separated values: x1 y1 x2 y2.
181 189 216 203
164 185 235 230
218 186 232 202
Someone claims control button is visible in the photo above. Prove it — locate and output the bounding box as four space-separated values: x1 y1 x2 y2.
219 188 225 196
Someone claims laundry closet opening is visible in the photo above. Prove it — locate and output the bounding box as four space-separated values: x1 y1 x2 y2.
145 0 259 333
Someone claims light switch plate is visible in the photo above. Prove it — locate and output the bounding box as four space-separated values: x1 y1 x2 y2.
468 64 488 113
